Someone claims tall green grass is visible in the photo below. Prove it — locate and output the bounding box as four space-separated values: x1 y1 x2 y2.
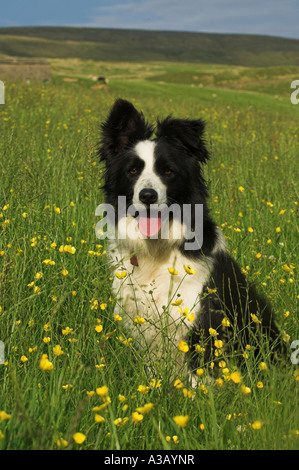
0 75 298 450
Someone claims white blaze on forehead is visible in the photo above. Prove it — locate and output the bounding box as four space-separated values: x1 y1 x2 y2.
134 140 156 171
133 140 167 205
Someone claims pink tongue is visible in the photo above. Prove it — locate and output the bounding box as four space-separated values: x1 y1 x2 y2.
138 217 161 237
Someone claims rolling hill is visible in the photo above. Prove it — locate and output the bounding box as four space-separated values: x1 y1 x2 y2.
0 26 299 66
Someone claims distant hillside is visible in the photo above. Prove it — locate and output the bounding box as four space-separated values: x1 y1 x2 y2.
0 27 299 66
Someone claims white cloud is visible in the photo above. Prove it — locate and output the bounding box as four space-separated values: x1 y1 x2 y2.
82 0 299 38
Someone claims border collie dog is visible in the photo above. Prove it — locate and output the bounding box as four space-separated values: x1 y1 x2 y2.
99 99 282 384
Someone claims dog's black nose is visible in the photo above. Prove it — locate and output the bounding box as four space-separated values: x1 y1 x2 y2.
139 188 158 205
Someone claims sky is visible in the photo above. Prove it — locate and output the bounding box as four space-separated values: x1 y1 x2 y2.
0 0 298 39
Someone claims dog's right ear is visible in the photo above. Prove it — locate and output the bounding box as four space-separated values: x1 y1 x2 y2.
99 99 153 160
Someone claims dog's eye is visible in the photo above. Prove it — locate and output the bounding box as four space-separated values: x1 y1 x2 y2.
164 169 173 175
129 168 138 175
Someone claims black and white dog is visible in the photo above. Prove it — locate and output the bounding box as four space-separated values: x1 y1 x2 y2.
99 98 283 384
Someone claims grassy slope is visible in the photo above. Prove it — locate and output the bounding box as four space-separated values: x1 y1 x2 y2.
0 66 298 450
0 26 299 66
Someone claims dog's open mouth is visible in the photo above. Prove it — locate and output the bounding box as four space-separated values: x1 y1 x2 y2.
137 209 162 238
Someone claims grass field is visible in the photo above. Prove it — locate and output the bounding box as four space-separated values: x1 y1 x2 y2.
1 27 299 66
0 62 298 450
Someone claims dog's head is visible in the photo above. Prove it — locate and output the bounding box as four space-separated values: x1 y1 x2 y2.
99 99 210 248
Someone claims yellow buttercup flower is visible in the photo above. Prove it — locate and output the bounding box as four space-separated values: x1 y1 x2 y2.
132 412 143 423
39 354 53 371
178 307 195 322
173 415 189 428
55 437 68 448
115 271 127 279
168 267 178 275
171 298 183 306
135 403 154 414
183 264 196 275
96 386 109 397
251 421 263 430
94 414 105 424
230 371 242 383
53 345 64 356
73 432 86 444
240 384 251 395
178 340 189 353
251 313 262 324
62 327 73 335
209 327 219 337
0 411 12 420
174 379 184 389
134 315 146 325
137 385 150 394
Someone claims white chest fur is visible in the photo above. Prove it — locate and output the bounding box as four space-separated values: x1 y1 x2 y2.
109 242 213 354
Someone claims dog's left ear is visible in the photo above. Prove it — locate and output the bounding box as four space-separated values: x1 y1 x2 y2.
99 99 153 160
156 117 209 163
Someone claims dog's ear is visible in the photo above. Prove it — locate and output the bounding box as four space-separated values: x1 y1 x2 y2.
156 117 209 163
99 99 153 160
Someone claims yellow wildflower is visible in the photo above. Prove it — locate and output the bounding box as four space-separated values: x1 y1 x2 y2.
171 298 183 306
0 411 12 420
62 327 73 335
183 264 196 274
96 386 109 397
173 415 189 428
174 379 184 389
251 313 262 324
94 414 105 424
230 371 242 383
55 437 68 448
115 271 127 279
168 267 178 275
134 315 146 325
240 384 251 395
178 340 189 353
137 385 150 394
209 327 219 337
73 433 86 444
53 345 64 356
39 354 53 371
251 421 263 430
135 403 154 414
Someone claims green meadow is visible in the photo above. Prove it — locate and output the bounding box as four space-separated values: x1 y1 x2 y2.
0 60 298 450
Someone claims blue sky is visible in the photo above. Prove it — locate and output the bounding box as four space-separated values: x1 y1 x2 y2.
1 0 298 39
